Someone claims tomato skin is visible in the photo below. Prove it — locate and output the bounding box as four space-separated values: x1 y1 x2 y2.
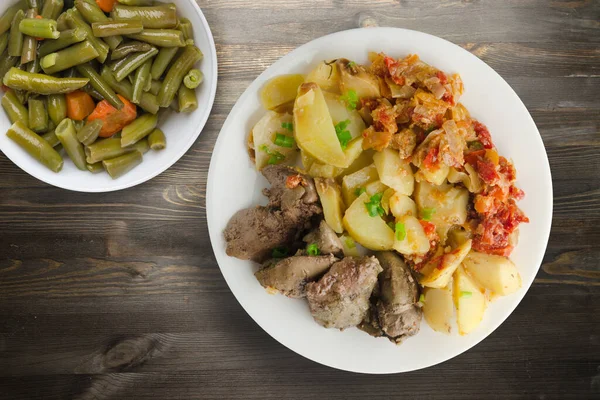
473 120 493 149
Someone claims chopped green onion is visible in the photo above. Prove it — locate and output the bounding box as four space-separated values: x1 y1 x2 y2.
347 61 357 69
419 293 425 303
354 187 366 197
259 144 286 165
460 291 472 298
344 236 356 249
306 243 320 256
340 89 358 111
468 140 484 150
272 246 288 258
334 119 352 149
395 222 406 241
421 207 436 221
281 122 293 132
274 133 295 148
364 193 385 218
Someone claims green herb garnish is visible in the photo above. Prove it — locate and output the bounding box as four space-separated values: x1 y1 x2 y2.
468 140 484 150
421 208 436 221
334 119 352 150
307 243 320 256
344 237 356 249
395 222 406 241
354 187 366 197
259 144 285 165
281 122 293 132
272 246 288 258
419 293 425 303
460 291 472 298
364 193 385 217
340 89 358 111
347 61 357 69
274 133 295 148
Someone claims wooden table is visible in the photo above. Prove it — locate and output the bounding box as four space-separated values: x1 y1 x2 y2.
1 1 599 398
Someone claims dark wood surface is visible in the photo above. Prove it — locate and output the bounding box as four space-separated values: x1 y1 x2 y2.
1 0 599 398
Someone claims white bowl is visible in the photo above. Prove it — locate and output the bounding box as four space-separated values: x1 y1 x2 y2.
0 0 217 192
207 28 553 374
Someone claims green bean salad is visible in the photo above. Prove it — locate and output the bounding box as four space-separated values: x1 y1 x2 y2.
0 0 204 178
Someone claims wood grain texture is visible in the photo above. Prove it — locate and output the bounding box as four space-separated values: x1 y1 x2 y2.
0 0 599 399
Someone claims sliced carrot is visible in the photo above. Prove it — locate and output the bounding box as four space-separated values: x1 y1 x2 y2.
66 90 96 121
95 0 117 12
87 95 137 137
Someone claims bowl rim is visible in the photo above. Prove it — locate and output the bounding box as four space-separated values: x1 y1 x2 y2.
207 26 553 374
0 0 218 193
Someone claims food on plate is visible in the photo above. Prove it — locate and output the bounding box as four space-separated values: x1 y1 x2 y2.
224 50 529 343
0 0 205 178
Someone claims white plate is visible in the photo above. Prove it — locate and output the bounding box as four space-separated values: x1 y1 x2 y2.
0 0 217 192
207 28 552 374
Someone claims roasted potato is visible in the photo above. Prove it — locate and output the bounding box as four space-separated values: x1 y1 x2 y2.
343 192 395 250
315 178 346 233
393 215 430 255
341 164 379 206
305 61 341 93
337 58 381 98
453 265 487 335
323 91 366 140
463 251 522 296
260 74 304 110
373 148 414 196
251 111 297 170
419 240 472 288
422 285 454 334
389 192 418 218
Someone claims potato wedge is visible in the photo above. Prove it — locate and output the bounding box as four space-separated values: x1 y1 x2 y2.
414 180 468 240
463 251 522 296
373 148 414 195
393 215 430 255
380 188 395 215
339 233 360 257
422 285 454 334
419 240 472 288
453 265 487 335
315 178 345 233
260 74 304 110
341 164 379 206
293 83 347 167
365 180 388 196
305 61 341 93
309 162 343 178
343 192 394 250
415 163 450 186
323 91 366 140
389 192 417 218
300 149 315 170
337 58 381 98
337 148 375 178
251 111 296 170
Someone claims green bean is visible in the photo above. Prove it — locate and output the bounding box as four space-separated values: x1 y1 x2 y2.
55 118 86 170
42 129 60 147
113 47 158 82
132 59 151 104
28 98 48 133
147 128 165 150
19 18 60 39
62 67 79 78
20 9 38 65
0 1 28 36
85 137 147 163
169 97 179 112
183 69 203 89
41 0 65 20
24 58 41 73
39 28 87 57
2 90 29 127
121 113 157 147
82 84 104 101
56 12 69 31
157 45 202 107
41 40 99 74
47 93 66 125
100 66 159 114
3 67 89 94
76 63 123 109
8 10 25 57
178 18 193 41
147 79 161 95
86 161 104 173
0 51 20 79
7 120 63 172
149 46 176 80
65 9 109 63
14 90 28 105
76 119 102 145
74 0 122 50
27 0 41 9
178 85 197 113
117 0 154 6
92 20 143 37
102 149 142 179
73 119 85 131
111 3 177 29
110 40 153 60
127 29 185 48
0 32 9 55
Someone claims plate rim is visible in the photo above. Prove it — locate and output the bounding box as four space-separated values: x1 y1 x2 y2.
207 27 553 374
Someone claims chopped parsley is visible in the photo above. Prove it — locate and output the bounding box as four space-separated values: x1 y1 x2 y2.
421 207 436 221
340 89 358 110
281 122 293 132
334 119 352 150
354 187 366 197
460 291 472 298
273 133 295 148
306 243 320 256
395 222 406 241
364 193 385 218
259 144 285 165
272 246 288 258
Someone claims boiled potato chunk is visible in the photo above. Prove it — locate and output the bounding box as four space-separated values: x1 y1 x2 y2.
373 148 414 195
364 180 388 196
251 111 296 170
305 61 341 93
260 74 304 110
453 265 487 335
323 91 366 140
393 215 430 255
300 149 315 170
309 162 343 178
339 233 360 257
420 240 472 289
293 83 347 167
389 192 417 218
422 286 454 334
415 163 450 186
463 251 522 296
343 192 394 250
337 59 381 98
414 180 468 239
341 164 379 206
447 227 472 248
315 178 345 233
380 188 395 215
338 148 375 178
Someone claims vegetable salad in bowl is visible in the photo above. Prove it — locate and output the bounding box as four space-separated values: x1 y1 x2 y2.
224 51 529 341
